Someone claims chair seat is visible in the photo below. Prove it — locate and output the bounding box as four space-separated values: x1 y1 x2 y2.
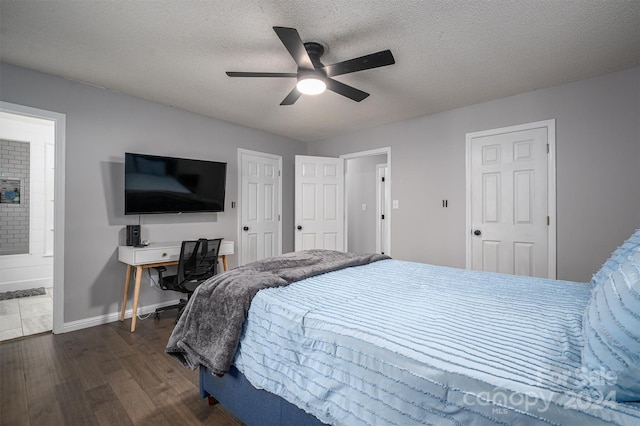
183 280 201 292
160 276 211 293
154 238 223 322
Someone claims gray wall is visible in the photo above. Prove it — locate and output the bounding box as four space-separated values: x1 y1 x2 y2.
2 62 638 325
0 63 307 323
310 67 640 283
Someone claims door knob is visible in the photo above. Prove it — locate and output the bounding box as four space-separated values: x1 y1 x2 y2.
297 225 302 230
243 226 249 231
473 229 482 236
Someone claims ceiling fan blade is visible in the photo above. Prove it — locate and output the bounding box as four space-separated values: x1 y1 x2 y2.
323 50 395 77
325 78 369 102
273 26 314 70
226 72 297 78
280 87 302 105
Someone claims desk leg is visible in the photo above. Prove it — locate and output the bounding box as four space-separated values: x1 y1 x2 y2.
130 265 143 332
221 255 228 272
120 265 133 322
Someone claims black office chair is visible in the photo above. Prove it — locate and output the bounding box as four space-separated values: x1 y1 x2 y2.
154 238 223 321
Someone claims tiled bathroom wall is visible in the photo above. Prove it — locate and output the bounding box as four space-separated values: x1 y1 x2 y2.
0 139 30 255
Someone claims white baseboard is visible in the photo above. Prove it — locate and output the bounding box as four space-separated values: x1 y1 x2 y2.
62 299 181 333
0 278 54 292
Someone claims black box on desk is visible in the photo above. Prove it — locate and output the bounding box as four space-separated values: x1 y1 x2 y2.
126 225 141 246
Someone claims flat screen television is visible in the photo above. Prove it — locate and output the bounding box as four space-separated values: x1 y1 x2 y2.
124 152 227 214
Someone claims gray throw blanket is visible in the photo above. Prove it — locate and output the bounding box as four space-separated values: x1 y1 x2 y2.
166 249 389 376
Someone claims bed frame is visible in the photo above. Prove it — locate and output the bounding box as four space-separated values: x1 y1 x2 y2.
199 365 324 425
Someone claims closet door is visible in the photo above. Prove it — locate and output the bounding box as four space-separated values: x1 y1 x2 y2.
467 120 555 278
294 155 344 252
239 150 282 265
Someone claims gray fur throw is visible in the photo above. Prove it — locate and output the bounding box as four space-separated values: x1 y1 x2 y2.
166 249 389 376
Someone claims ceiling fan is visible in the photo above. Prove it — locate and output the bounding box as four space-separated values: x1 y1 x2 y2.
226 26 395 105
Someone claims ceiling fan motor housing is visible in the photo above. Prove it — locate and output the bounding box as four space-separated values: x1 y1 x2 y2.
303 42 325 69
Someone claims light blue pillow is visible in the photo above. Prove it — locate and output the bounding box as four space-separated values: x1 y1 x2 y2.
581 250 640 402
591 229 640 285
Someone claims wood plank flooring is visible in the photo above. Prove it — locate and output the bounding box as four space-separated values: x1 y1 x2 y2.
0 315 243 426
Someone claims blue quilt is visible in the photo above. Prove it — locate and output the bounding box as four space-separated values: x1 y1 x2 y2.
233 259 640 425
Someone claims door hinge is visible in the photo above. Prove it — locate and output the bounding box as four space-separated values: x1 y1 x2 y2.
278 214 281 221
278 170 281 177
547 216 550 226
381 214 385 220
381 176 385 182
546 143 549 154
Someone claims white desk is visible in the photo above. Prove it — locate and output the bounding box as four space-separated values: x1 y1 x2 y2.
118 240 234 332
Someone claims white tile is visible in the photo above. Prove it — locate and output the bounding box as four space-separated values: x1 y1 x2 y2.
17 294 51 306
0 299 20 315
0 328 23 341
0 293 54 341
19 300 52 319
0 313 22 332
21 314 52 336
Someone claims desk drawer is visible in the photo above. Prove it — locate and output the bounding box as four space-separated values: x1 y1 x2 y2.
134 247 180 264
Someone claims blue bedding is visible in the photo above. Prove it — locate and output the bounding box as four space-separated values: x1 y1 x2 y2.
233 259 640 425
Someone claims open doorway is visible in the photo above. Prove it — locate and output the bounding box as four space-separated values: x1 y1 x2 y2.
344 154 389 254
0 102 65 338
294 147 391 255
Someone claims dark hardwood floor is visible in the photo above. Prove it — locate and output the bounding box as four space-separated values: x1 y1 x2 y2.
0 315 243 426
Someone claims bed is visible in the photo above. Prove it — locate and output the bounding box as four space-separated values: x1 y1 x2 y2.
167 238 640 425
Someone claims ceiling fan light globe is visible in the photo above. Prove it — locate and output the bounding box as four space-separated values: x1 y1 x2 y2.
296 77 326 95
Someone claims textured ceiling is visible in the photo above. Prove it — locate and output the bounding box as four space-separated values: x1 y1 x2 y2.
1 1 639 142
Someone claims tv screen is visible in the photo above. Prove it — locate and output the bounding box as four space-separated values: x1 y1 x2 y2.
124 152 227 214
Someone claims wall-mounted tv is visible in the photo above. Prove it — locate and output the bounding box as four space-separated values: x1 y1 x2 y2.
124 152 227 215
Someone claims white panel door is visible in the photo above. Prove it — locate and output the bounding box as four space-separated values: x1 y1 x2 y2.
470 126 550 277
240 151 281 265
295 155 344 252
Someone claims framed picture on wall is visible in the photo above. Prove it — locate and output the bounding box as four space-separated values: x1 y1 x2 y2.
0 179 21 204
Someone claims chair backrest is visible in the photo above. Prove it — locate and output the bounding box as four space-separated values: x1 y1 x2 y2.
176 238 223 288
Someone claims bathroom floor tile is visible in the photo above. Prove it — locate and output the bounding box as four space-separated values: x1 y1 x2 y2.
19 300 52 319
22 314 52 336
18 294 52 305
0 313 22 332
0 292 53 342
0 328 23 341
0 299 20 315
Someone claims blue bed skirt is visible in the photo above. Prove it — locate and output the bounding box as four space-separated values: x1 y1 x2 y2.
199 364 325 425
